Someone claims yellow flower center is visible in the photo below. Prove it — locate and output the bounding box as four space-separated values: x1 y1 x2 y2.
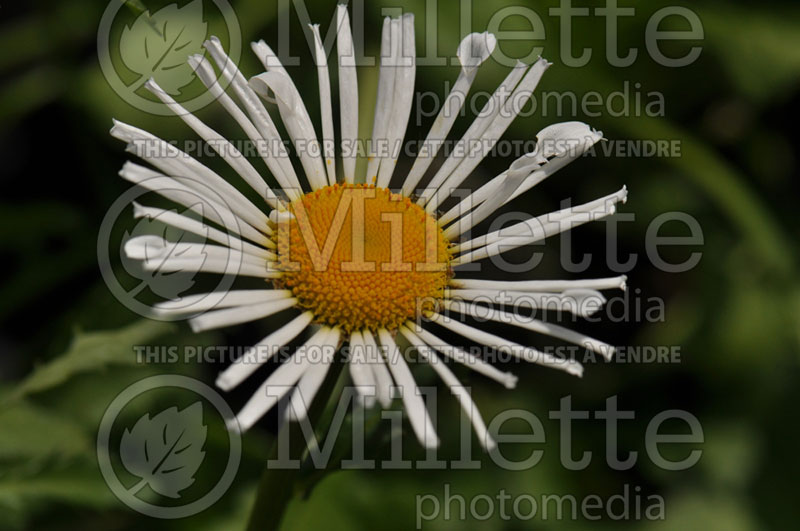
273 184 451 333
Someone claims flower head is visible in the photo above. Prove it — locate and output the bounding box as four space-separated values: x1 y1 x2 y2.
274 183 452 334
115 5 628 450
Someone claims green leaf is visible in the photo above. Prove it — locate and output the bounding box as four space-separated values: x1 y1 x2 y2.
0 466 118 512
611 114 795 276
0 400 90 462
700 5 800 104
643 491 759 531
10 319 174 399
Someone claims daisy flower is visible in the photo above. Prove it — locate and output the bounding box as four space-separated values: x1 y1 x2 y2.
114 6 628 450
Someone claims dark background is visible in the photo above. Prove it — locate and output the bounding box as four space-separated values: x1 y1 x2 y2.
1 0 799 529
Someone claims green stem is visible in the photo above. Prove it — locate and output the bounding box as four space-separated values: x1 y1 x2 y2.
244 427 302 531
245 357 346 531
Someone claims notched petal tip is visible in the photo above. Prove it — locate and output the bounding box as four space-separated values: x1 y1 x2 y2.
308 24 328 65
131 201 147 219
532 121 604 159
560 288 607 317
186 53 205 67
336 4 351 29
503 372 519 389
187 55 214 80
251 39 284 71
567 363 585 378
188 317 204 334
203 36 223 55
143 77 159 92
116 161 130 176
457 32 497 70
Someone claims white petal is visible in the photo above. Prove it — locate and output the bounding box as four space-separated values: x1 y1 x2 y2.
445 288 606 318
188 54 282 209
234 326 329 431
119 163 266 247
507 124 603 203
416 61 529 207
152 289 291 317
126 236 268 272
251 39 288 75
443 154 534 240
204 37 303 199
410 325 518 389
111 122 269 233
439 125 603 227
250 65 327 191
288 327 341 421
144 78 277 208
452 187 628 264
336 5 359 184
348 331 378 408
143 254 277 279
437 168 506 227
364 17 399 184
424 58 551 212
402 32 495 196
361 329 394 408
429 313 584 377
443 122 600 238
122 234 162 260
216 311 314 391
454 186 627 254
457 32 497 70
375 14 416 189
309 24 337 186
400 325 495 450
450 276 628 292
442 299 615 359
132 202 275 259
189 296 297 332
377 329 439 449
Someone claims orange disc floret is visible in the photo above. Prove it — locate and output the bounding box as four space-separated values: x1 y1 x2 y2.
272 183 452 333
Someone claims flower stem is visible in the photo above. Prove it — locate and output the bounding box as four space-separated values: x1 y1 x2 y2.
245 357 346 531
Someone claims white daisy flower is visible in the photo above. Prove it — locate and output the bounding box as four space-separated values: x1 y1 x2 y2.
113 6 628 451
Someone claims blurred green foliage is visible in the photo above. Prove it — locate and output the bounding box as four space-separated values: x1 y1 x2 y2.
1 0 799 529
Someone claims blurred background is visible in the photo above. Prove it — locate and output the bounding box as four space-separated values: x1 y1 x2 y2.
1 0 799 529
